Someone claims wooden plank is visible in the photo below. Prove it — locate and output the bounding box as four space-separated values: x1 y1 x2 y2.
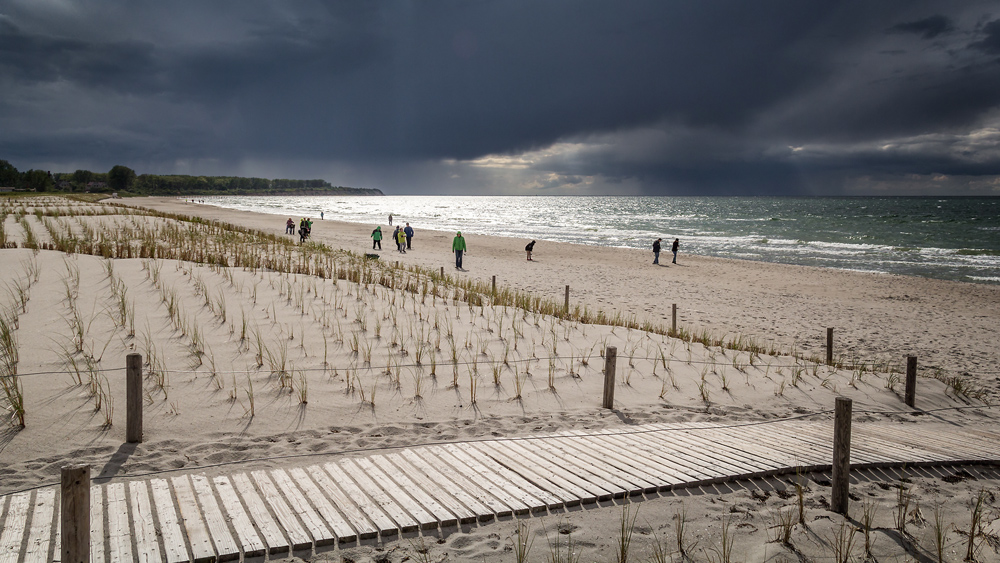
304 466 379 540
171 475 215 562
90 485 105 563
453 443 566 509
149 478 191 563
610 427 767 477
104 483 134 563
286 468 356 543
629 426 731 480
190 475 240 561
442 444 550 513
0 492 30 563
231 472 289 555
212 476 265 558
577 430 703 486
558 431 670 486
722 424 830 466
269 469 334 546
338 458 420 532
352 458 438 529
129 481 163 563
407 448 512 518
546 436 659 493
510 438 624 498
429 445 535 514
249 470 312 551
367 454 459 527
23 488 55 563
495 438 616 499
397 450 495 521
657 424 795 474
470 441 594 504
321 463 398 536
381 453 478 524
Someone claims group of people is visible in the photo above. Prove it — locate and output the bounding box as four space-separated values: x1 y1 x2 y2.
371 222 414 253
286 217 313 242
653 237 679 265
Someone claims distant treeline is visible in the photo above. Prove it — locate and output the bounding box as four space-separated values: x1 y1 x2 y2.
0 159 383 196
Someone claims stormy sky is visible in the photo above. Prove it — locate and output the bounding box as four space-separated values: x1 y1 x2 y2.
1 1 999 195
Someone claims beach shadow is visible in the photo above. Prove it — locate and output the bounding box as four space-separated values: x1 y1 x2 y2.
0 425 22 455
94 442 139 483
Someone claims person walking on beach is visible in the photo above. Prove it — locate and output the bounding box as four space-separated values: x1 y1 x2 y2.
392 226 401 251
672 238 679 264
404 223 414 250
320 211 324 220
453 231 466 270
286 218 294 235
525 240 535 261
396 227 407 253
371 226 382 249
653 238 662 264
388 214 393 226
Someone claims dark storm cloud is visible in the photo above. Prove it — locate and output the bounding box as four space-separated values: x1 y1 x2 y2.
1 1 999 194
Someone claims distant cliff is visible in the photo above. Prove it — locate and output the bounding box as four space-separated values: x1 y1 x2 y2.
130 174 383 196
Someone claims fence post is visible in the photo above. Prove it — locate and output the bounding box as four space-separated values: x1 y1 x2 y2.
826 327 834 366
905 356 917 408
831 396 852 515
672 304 677 334
564 285 570 314
492 275 496 294
61 464 90 563
126 353 143 443
602 346 617 409
440 266 444 278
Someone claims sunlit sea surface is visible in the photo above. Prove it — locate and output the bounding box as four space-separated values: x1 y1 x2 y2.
200 195 1000 285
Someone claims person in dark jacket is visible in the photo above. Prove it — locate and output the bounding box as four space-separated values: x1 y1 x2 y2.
404 223 414 249
525 240 535 261
653 238 661 264
672 238 679 264
371 226 382 249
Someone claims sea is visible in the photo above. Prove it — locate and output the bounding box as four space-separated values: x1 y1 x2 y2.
199 195 1000 285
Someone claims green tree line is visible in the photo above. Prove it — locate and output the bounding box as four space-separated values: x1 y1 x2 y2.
0 160 382 196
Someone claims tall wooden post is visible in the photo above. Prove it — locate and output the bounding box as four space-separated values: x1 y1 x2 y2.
905 356 917 408
826 327 834 366
492 275 496 294
564 285 570 314
126 353 143 443
672 304 677 334
602 346 617 409
61 464 90 563
440 266 444 278
831 396 852 515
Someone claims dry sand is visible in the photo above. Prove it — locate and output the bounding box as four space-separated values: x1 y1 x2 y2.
0 195 997 562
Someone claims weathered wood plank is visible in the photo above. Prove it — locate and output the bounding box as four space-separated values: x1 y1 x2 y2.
398 449 494 521
0 492 30 563
104 483 134 563
442 444 549 513
190 474 240 561
338 458 420 532
367 454 459 527
576 430 700 486
501 439 618 499
231 472 289 555
270 469 334 546
250 470 312 552
90 485 105 563
321 463 398 536
352 458 438 529
305 466 379 540
381 453 478 524
453 443 565 509
409 448 512 518
171 475 215 562
286 468 356 543
427 445 532 514
212 476 265 559
547 436 659 493
129 481 163 563
22 488 55 563
470 441 593 504
149 478 190 563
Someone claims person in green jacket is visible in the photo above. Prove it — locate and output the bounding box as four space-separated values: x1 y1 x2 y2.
371 226 382 249
452 231 466 269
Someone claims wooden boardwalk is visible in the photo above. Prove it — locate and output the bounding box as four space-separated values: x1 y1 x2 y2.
1 420 998 562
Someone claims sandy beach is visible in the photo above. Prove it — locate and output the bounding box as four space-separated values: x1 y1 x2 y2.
0 195 997 562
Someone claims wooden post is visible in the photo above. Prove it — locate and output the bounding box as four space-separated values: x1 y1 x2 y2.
61 464 90 563
826 327 834 366
492 275 496 294
905 356 917 408
602 346 617 409
831 396 852 515
126 353 143 443
672 304 677 334
564 285 570 313
440 266 444 278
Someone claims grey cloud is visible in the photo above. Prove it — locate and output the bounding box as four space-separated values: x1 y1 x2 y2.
889 15 953 39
